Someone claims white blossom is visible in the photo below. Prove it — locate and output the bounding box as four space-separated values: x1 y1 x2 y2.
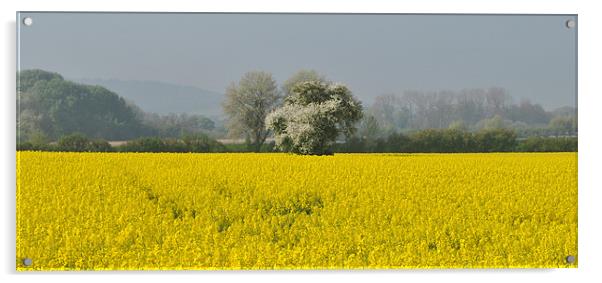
266 81 362 155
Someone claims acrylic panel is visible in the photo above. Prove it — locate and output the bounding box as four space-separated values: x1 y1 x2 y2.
16 12 578 270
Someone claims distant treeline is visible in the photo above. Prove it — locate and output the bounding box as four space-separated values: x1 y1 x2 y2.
17 129 576 153
17 133 226 153
19 70 578 146
337 128 577 153
367 88 577 136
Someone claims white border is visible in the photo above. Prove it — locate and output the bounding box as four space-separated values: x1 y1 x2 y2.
2 1 600 283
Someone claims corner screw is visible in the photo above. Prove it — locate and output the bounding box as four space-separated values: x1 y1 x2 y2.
566 255 575 264
23 258 32 266
566 19 576 29
23 17 33 26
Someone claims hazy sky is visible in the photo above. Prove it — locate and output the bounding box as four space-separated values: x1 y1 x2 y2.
18 13 577 110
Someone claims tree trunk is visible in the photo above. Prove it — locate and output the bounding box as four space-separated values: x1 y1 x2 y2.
254 130 263 152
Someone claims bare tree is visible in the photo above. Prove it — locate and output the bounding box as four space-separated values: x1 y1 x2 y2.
223 71 280 152
485 87 511 116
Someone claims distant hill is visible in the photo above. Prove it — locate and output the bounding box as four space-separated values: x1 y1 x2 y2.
18 69 154 141
73 78 224 116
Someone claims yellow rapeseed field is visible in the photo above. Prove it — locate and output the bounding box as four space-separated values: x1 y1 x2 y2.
16 152 577 270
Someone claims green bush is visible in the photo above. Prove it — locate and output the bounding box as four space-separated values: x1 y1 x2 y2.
116 134 226 153
473 129 517 152
86 140 113 152
17 142 34 151
117 137 167 153
54 133 113 152
17 130 577 153
58 133 90 152
182 133 226 152
517 136 577 152
336 128 558 153
223 141 275 153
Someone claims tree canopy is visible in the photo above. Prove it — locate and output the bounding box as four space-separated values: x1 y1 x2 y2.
266 81 363 155
281 69 328 97
18 69 152 142
222 71 281 152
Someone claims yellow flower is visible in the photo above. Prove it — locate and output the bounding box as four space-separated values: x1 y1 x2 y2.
16 152 577 270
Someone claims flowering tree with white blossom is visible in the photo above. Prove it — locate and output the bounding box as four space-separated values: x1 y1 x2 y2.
266 81 362 155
